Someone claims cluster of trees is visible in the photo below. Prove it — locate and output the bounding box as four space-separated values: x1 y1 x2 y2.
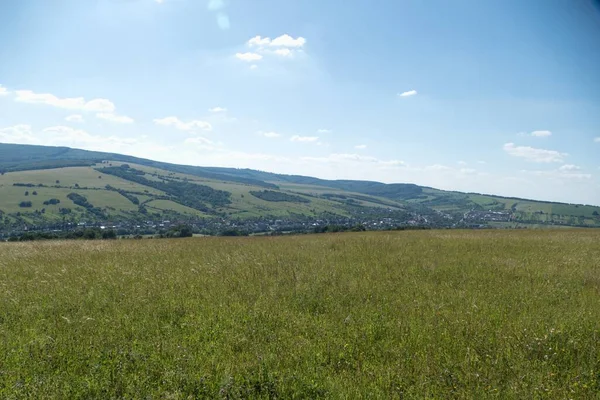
98 166 231 211
320 181 424 201
219 229 249 237
43 198 61 205
155 225 193 238
19 201 32 208
67 193 106 218
13 183 42 187
250 190 310 203
7 228 117 242
313 224 367 234
105 185 140 205
1 159 96 173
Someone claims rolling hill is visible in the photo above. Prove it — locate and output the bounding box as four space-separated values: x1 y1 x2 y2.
0 142 598 235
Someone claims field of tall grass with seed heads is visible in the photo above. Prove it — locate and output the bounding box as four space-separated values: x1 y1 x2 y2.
1 230 599 398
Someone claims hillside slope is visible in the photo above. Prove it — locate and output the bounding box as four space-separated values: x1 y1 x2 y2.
0 143 598 234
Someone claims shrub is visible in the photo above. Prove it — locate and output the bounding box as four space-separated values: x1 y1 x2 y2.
43 199 61 205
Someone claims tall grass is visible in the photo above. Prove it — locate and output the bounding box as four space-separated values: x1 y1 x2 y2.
1 230 599 398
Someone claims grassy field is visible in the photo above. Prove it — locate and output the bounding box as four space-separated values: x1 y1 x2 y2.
1 230 599 398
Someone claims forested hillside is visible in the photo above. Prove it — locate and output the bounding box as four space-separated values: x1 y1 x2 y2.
1 143 599 237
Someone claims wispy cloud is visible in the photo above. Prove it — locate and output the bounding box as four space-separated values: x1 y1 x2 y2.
0 85 9 96
290 135 319 143
559 164 581 171
96 112 134 124
398 90 417 97
0 124 139 152
14 90 115 112
65 114 84 123
184 136 220 151
317 129 332 134
503 142 567 163
236 52 263 62
522 167 591 181
42 126 138 147
154 116 212 131
424 164 451 171
594 137 600 143
354 144 367 150
530 130 552 137
208 107 227 113
302 153 406 167
260 131 282 138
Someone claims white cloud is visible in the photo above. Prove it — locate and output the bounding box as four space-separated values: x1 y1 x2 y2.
248 36 271 47
522 168 592 181
208 107 227 113
250 64 258 70
398 90 417 97
594 137 600 143
184 136 219 151
274 48 292 57
261 131 282 138
303 153 377 163
0 124 36 143
424 164 451 171
379 160 406 167
155 0 164 3
42 126 137 147
153 116 212 131
184 136 214 145
290 135 319 143
0 125 138 151
240 34 307 63
559 164 581 171
96 113 134 124
65 114 84 123
207 0 225 10
236 52 263 62
270 34 306 48
302 153 406 167
14 90 116 112
457 161 467 166
0 124 174 159
0 85 9 96
531 130 552 137
354 144 367 150
317 129 332 134
503 142 567 163
248 34 306 48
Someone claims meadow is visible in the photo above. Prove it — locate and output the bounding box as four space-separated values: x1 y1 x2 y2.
1 230 599 398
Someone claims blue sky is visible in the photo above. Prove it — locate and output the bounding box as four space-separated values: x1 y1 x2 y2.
1 0 599 205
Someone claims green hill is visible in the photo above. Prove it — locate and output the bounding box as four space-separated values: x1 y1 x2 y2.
0 142 598 234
